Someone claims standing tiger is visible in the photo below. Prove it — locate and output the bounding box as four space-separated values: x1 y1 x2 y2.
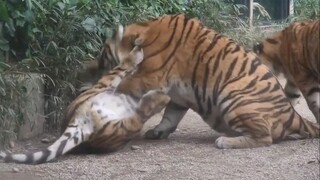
98 14 319 149
0 32 170 164
253 19 320 123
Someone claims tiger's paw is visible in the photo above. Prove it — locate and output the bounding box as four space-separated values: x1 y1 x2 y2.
144 128 171 140
0 151 6 162
215 136 234 149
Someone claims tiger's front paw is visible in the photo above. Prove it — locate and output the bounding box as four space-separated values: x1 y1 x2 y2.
0 151 6 162
215 136 233 149
144 128 172 140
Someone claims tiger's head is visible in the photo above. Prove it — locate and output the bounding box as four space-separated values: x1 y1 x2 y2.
253 32 284 76
77 26 145 93
98 15 191 97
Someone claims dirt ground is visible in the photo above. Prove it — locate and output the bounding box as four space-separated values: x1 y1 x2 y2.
0 78 319 180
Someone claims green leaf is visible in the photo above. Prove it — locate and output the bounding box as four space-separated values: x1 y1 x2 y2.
16 19 25 27
0 38 9 51
4 19 16 37
57 2 66 10
25 0 33 10
0 1 9 22
81 17 96 32
24 10 34 22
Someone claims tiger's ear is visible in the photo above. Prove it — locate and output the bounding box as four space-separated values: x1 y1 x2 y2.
129 46 144 65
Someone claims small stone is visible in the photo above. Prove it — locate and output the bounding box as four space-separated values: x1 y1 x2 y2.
307 160 315 164
12 168 19 173
41 138 50 144
136 168 147 172
131 145 141 150
9 141 15 148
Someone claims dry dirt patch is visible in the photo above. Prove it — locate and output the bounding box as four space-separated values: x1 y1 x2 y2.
0 78 319 180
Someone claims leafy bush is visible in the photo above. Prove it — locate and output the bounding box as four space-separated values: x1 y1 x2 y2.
292 0 320 21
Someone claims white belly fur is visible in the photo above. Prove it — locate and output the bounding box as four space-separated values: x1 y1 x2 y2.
82 90 137 121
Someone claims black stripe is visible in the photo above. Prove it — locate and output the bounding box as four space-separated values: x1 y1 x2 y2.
193 38 207 58
25 153 33 164
231 45 240 53
249 58 261 75
251 82 271 96
191 53 201 88
224 57 238 82
213 116 223 130
244 76 259 89
202 60 210 102
204 34 223 56
270 83 281 92
220 97 248 118
280 111 295 139
211 54 221 77
80 129 84 142
74 135 79 144
35 149 51 164
221 41 234 60
206 97 212 117
168 15 178 26
194 85 204 114
238 58 248 75
142 32 160 47
218 71 247 95
198 30 211 40
266 38 278 44
212 72 222 105
145 16 179 59
219 86 255 108
67 125 78 128
215 49 224 62
184 21 194 44
96 122 111 136
260 72 274 81
229 113 259 127
159 15 189 71
56 139 68 157
286 92 301 99
307 87 320 96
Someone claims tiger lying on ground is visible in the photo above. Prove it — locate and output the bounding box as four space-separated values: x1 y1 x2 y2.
253 19 320 123
98 14 319 149
0 33 170 164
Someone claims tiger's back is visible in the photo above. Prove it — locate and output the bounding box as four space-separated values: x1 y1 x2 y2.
254 19 320 123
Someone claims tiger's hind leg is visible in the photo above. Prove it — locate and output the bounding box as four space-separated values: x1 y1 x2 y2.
303 83 320 123
145 101 188 139
295 77 320 123
214 107 273 149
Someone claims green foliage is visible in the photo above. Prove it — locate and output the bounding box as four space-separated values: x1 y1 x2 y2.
291 0 320 21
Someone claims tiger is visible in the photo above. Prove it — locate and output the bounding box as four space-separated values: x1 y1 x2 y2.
97 14 319 149
0 31 170 164
253 19 320 123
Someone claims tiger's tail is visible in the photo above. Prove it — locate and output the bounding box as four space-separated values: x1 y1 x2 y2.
0 117 92 164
